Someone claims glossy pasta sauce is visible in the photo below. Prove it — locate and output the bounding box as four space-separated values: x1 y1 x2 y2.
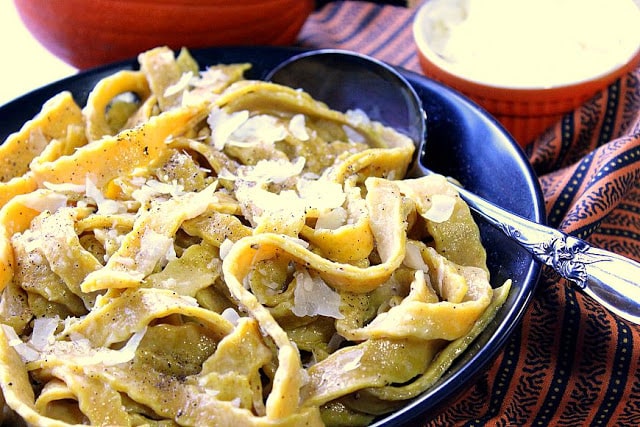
420 0 640 88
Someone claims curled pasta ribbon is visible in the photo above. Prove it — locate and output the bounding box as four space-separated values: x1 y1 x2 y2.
144 242 223 297
82 70 151 141
0 92 83 182
215 81 347 122
80 182 219 292
224 178 408 295
31 104 208 188
79 319 321 426
0 190 70 291
61 288 232 349
0 326 43 427
38 371 130 426
340 257 492 342
301 337 441 408
222 238 314 422
1 289 323 426
395 176 488 271
215 80 415 167
327 133 415 184
138 46 191 111
31 208 100 302
0 92 85 208
364 281 511 403
218 178 408 421
300 185 374 263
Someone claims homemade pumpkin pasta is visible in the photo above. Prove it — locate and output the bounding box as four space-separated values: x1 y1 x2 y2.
0 47 511 426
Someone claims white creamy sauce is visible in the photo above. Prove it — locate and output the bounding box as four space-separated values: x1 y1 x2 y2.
419 0 640 88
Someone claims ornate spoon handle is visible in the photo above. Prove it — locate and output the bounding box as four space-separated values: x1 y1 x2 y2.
454 184 640 325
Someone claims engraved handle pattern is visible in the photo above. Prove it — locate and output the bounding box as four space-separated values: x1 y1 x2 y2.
455 184 640 324
497 223 593 286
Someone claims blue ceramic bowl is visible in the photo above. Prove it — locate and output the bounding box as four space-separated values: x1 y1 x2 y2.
0 46 544 426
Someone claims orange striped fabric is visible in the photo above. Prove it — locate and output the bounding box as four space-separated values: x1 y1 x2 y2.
298 2 640 426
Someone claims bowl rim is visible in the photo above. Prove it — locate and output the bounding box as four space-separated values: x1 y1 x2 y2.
412 1 640 93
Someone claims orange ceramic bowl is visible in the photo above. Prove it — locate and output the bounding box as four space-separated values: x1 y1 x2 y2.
413 1 640 147
14 0 314 69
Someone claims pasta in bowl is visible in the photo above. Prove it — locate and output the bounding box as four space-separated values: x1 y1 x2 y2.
0 47 512 426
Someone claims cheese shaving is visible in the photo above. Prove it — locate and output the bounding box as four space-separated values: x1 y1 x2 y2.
85 175 123 215
424 194 456 223
164 71 194 97
208 107 250 150
315 207 348 230
292 269 344 319
17 190 67 213
227 114 287 147
289 114 310 141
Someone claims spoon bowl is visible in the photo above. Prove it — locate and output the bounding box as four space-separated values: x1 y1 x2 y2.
267 49 640 325
267 49 426 145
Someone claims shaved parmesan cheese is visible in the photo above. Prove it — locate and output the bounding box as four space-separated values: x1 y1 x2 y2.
232 157 305 185
164 71 193 97
109 254 137 269
209 107 288 150
3 320 145 367
65 327 147 367
346 108 371 126
136 229 175 270
2 324 39 362
342 125 366 143
342 348 364 372
101 327 147 366
94 228 127 262
129 176 147 187
236 186 306 227
221 307 241 325
193 68 227 88
292 269 343 319
163 240 178 266
131 178 186 205
424 194 456 223
403 241 429 272
208 107 249 150
30 316 59 350
219 238 234 260
43 181 86 193
183 67 241 106
227 115 287 147
289 114 310 140
315 207 348 230
85 176 123 215
297 178 346 211
254 157 305 184
18 191 67 213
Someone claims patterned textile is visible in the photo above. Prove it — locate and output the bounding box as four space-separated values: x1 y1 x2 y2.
298 1 640 425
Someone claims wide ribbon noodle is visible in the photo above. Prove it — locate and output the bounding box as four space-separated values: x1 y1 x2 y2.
0 47 511 426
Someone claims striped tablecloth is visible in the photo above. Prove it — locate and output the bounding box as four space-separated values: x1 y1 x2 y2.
299 1 640 425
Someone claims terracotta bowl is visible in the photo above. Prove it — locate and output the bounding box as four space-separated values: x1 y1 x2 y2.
14 0 314 69
413 0 640 147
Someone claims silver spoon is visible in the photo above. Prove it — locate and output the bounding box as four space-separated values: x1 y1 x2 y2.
266 49 640 325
